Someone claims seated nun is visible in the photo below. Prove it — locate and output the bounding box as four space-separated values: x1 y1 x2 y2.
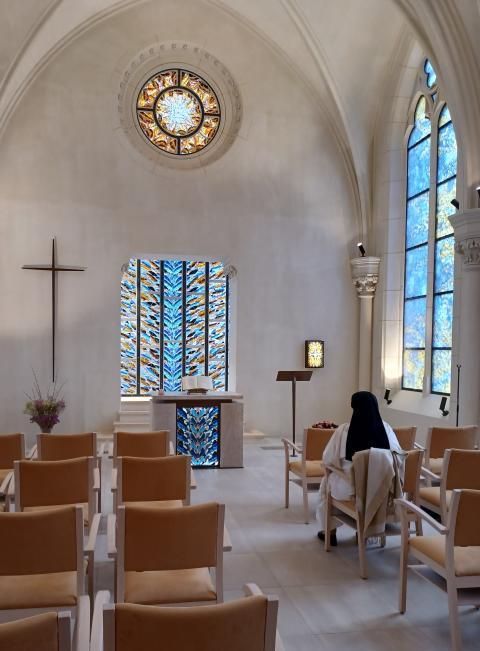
316 391 401 545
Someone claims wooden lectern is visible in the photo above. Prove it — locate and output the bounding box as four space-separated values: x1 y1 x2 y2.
276 370 313 456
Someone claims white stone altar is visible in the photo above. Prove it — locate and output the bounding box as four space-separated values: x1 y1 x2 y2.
151 392 244 468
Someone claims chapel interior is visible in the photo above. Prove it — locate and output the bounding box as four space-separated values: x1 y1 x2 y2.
1 1 480 650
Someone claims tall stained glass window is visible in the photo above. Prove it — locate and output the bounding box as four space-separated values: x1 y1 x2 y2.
402 59 457 394
121 260 228 395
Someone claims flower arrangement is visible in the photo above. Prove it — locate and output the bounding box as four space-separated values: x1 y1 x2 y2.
312 420 338 429
24 373 65 433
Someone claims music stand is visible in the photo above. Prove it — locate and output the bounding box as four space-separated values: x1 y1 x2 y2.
276 371 313 456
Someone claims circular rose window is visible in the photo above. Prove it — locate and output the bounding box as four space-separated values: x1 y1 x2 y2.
136 68 221 155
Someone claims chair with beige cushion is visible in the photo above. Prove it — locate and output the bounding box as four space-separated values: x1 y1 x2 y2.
393 426 417 451
0 506 90 651
422 426 478 482
324 448 418 578
108 502 228 606
418 448 480 523
112 431 172 463
397 489 480 651
112 454 192 512
91 584 284 651
0 610 89 651
11 457 101 601
282 427 333 524
37 432 104 511
0 433 25 509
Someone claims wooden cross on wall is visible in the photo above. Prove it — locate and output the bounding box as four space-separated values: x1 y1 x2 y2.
22 238 86 382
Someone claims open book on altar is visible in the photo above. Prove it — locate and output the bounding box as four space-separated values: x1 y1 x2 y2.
181 375 214 394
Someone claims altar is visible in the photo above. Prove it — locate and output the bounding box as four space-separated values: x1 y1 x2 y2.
151 393 244 468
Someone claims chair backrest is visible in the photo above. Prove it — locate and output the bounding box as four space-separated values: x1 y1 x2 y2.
114 431 169 459
0 433 24 470
104 595 278 651
443 449 480 492
0 611 72 651
0 506 83 580
449 489 480 548
303 428 333 461
403 448 424 499
118 455 191 507
393 427 417 451
15 457 94 516
428 426 478 460
120 502 223 573
37 432 96 461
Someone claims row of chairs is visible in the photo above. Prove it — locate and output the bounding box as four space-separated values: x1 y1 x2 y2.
283 425 478 523
282 424 480 651
0 429 286 649
0 582 280 651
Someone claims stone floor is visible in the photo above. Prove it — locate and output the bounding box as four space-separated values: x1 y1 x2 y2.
96 439 480 650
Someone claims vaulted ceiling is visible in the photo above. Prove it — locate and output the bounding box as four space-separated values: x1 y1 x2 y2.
1 0 479 228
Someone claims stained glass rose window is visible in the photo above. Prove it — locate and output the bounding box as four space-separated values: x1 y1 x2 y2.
136 69 221 155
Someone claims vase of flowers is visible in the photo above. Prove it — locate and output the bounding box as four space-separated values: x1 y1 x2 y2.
24 373 65 433
311 420 338 429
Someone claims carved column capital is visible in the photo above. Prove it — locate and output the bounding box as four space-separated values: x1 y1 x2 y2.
455 238 480 268
350 256 381 297
450 209 480 270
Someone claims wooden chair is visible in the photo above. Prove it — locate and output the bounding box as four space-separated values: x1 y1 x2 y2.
422 426 478 483
397 489 480 651
0 505 90 651
11 457 101 602
112 455 192 512
91 584 284 651
418 448 480 523
0 610 89 651
402 448 425 536
0 433 25 510
37 432 104 511
282 427 333 523
324 448 421 579
108 502 230 605
112 431 172 463
393 426 417 451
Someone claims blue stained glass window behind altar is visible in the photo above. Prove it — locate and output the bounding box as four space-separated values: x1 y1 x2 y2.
120 259 228 396
402 60 457 394
176 405 219 467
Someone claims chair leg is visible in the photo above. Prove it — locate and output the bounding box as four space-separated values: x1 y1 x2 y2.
302 480 309 524
357 518 367 579
415 515 423 537
447 584 462 650
98 458 102 514
447 583 462 651
399 539 408 613
285 468 290 508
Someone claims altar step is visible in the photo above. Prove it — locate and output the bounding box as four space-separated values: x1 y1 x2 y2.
114 399 151 433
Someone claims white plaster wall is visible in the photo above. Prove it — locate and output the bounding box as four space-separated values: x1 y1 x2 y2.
0 0 358 437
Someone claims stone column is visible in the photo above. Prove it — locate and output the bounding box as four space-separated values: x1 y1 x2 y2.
350 256 381 391
449 209 480 426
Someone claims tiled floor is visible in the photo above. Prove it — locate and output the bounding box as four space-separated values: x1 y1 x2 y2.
96 439 480 650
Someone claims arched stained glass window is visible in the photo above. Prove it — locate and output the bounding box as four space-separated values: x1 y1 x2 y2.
402 60 457 395
121 259 229 395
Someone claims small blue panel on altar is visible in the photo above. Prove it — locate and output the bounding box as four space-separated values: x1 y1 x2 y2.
176 405 220 467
